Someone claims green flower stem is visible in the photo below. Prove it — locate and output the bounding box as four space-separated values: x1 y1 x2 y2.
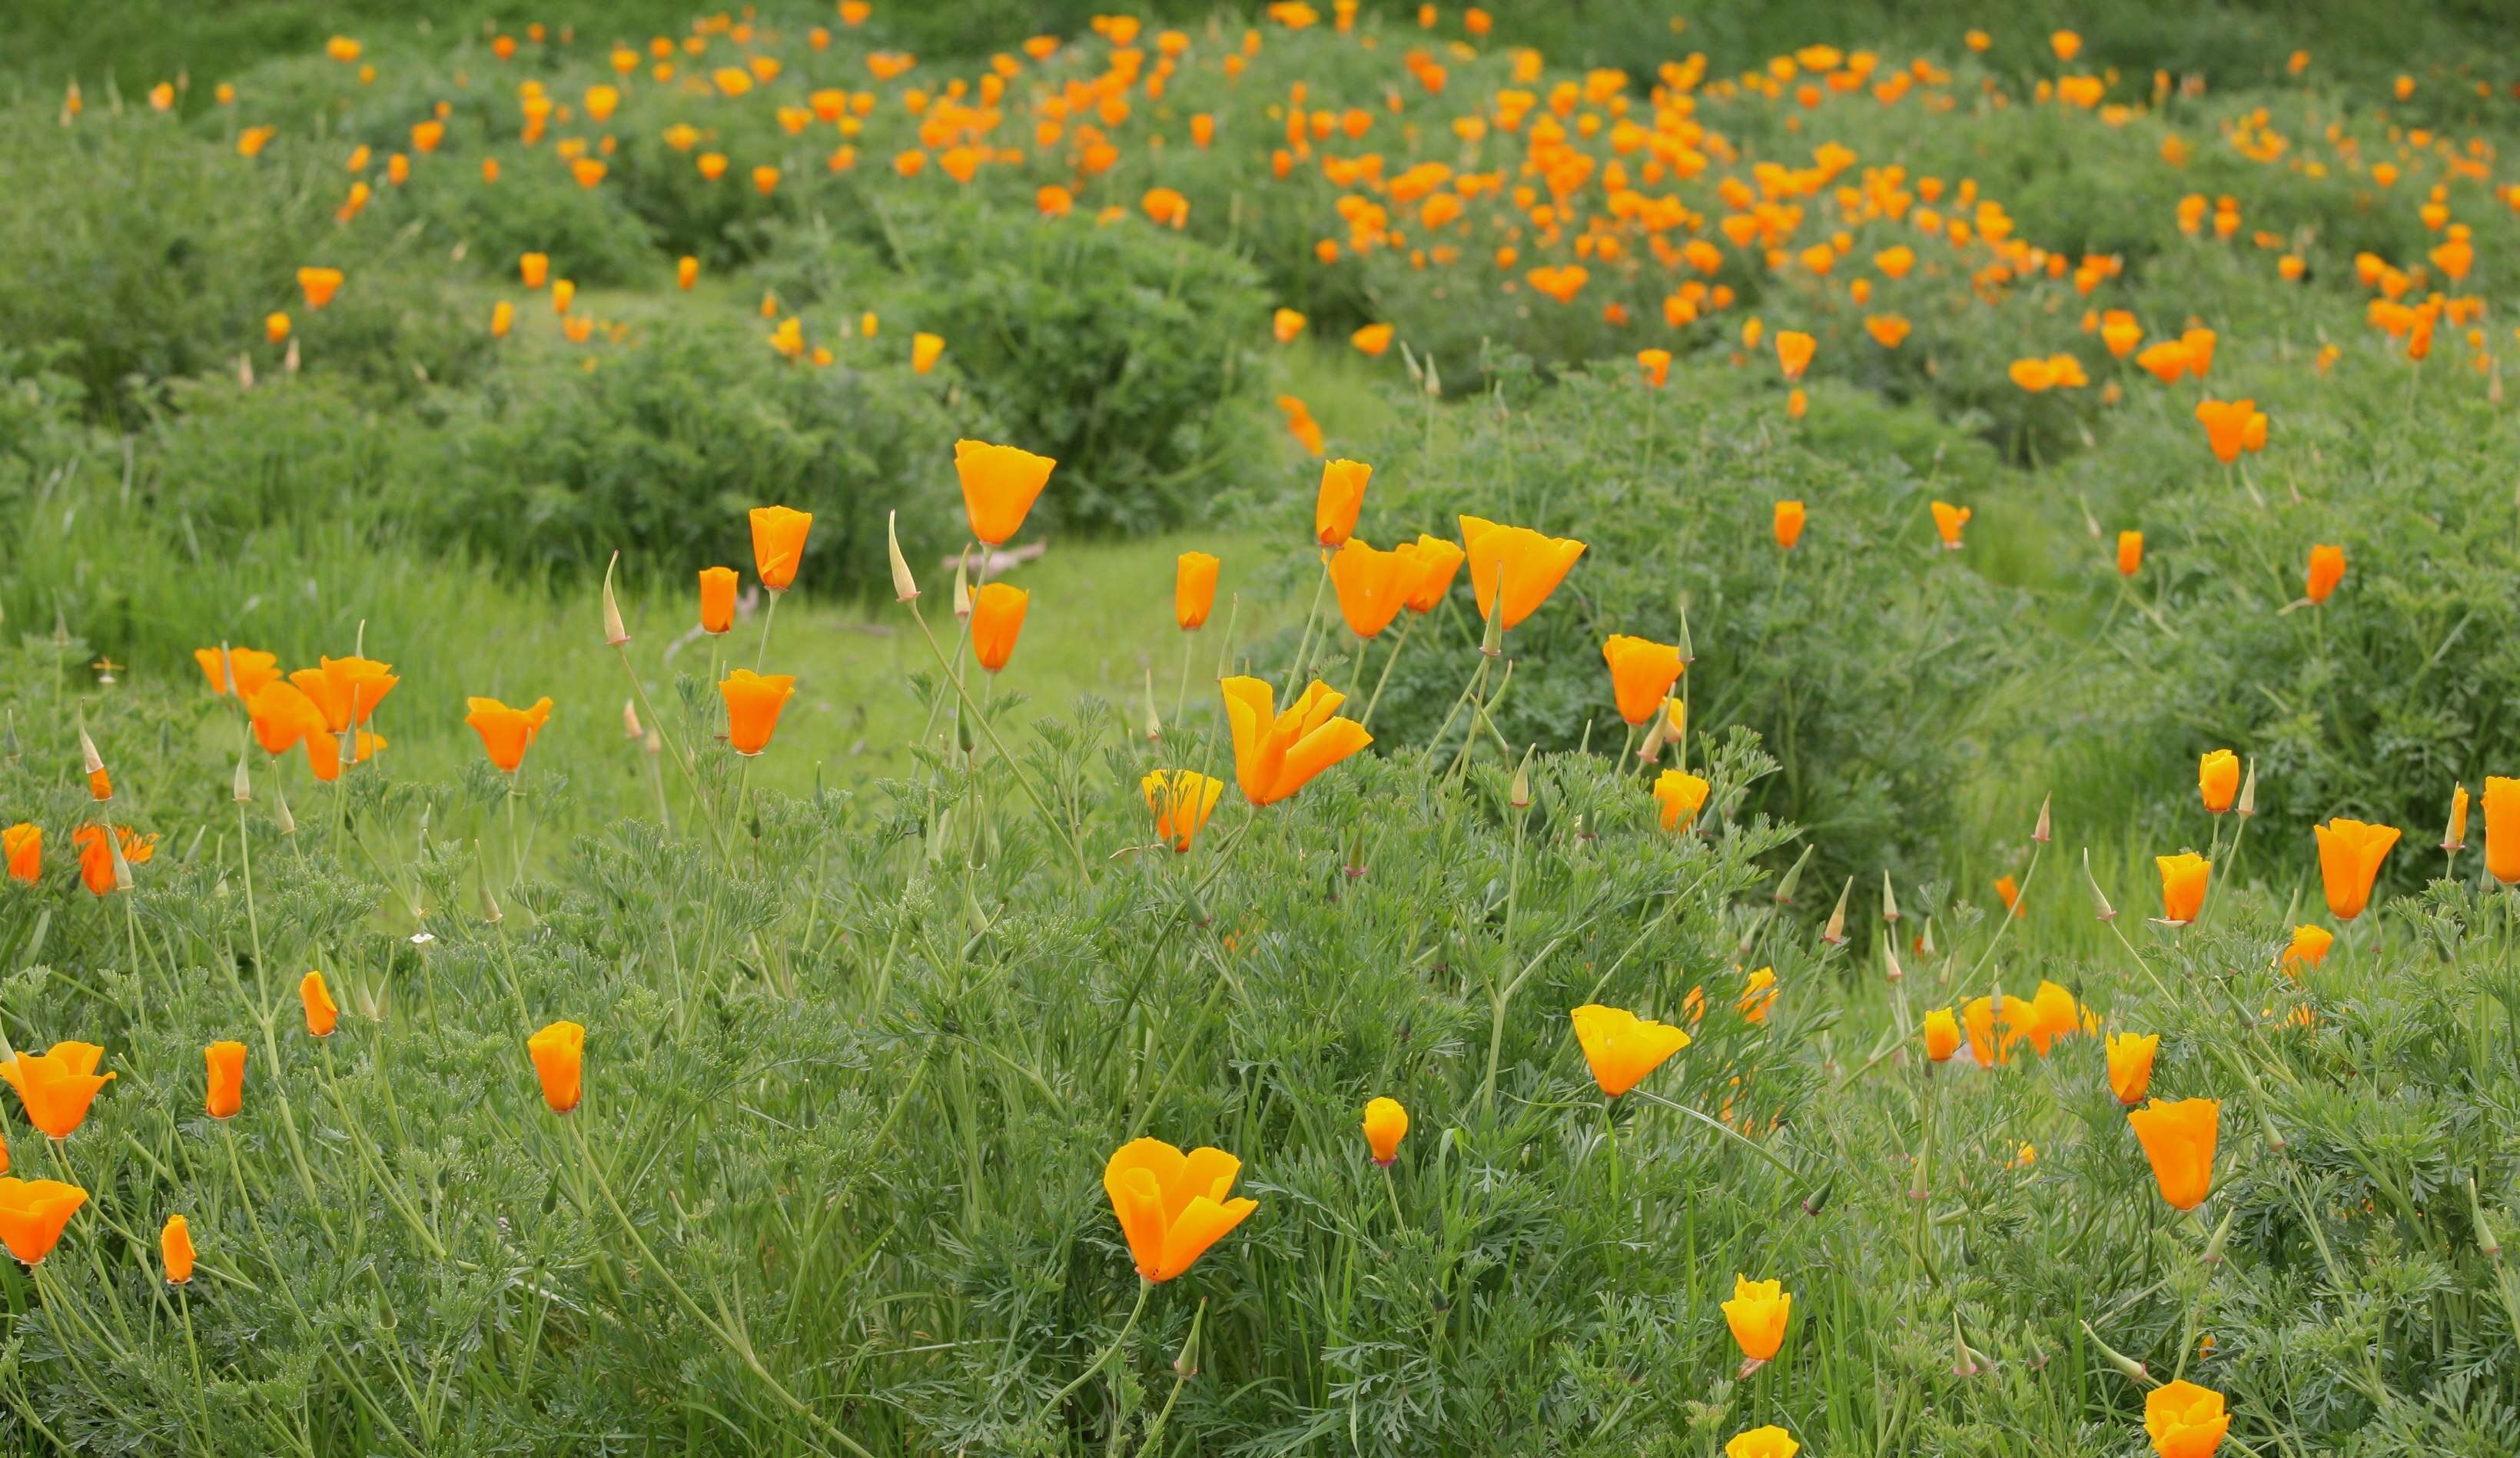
1629 1087 1807 1193
1037 1277 1151 1427
906 599 1087 880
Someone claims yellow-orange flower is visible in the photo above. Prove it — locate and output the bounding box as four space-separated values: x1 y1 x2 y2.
161 1214 194 1284
955 440 1057 546
1774 330 1815 382
528 1021 585 1112
2117 530 2143 576
1738 967 1778 1024
1569 1004 1689 1096
969 583 1031 672
1725 1427 1798 1458
1775 500 1807 550
1602 635 1685 726
247 680 327 757
1637 348 1672 387
300 971 339 1036
1722 1274 1791 1362
204 1041 246 1120
1141 770 1224 852
2199 750 2239 813
291 655 397 731
2127 1097 2219 1211
1922 1008 1962 1061
2145 1379 2229 1458
2305 544 2346 604
2280 923 2334 975
1459 516 1585 631
1220 678 1372 805
1962 992 2027 1065
1653 769 1710 831
749 505 814 591
297 267 344 309
3 825 38 884
1351 323 1394 356
1175 552 1220 629
911 332 945 373
1328 539 1419 639
2194 398 2256 463
1316 459 1371 546
1 1044 115 1139
1272 307 1306 343
1931 500 1971 549
193 646 281 698
1404 534 1466 611
1361 1097 1408 1164
1103 1137 1258 1281
718 669 795 755
2156 853 2210 925
699 566 739 634
2485 776 2520 883
465 696 554 774
0 1180 88 1266
2313 817 2399 921
2106 1031 2158 1105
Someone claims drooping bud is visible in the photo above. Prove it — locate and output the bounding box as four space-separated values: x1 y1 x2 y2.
233 750 252 804
622 698 643 741
2236 759 2257 817
1881 870 1900 923
642 727 662 758
2080 1320 2148 1383
1771 842 1814 905
2083 847 2117 922
2030 792 2052 844
887 510 920 603
1821 875 1853 945
601 550 630 645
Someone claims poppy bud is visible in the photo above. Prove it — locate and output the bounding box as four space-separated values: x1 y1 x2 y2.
953 556 972 619
2442 783 2470 852
204 1041 246 1119
1509 748 1532 809
2083 848 2118 922
2472 1176 2502 1260
1771 842 1814 905
886 511 919 603
2236 759 2257 816
79 727 109 802
1821 876 1851 945
600 552 629 646
2080 1320 2149 1383
621 699 642 742
233 751 251 804
2031 792 2052 843
480 863 503 925
1881 871 1899 923
161 1214 194 1284
1882 941 1904 984
526 1021 585 1113
300 971 338 1037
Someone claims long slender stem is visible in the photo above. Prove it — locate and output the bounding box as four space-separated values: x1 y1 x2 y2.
1037 1277 1152 1424
1358 613 1416 731
906 602 1087 878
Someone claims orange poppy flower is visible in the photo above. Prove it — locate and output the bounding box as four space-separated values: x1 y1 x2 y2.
1404 534 1466 610
1 1044 115 1139
2485 777 2520 884
247 680 327 756
71 825 151 895
1931 500 1971 549
2117 530 2143 576
1175 552 1220 629
2127 1097 2219 1211
1361 1097 1407 1164
911 332 945 374
699 566 739 633
1272 307 1306 343
300 971 339 1036
2105 1032 2158 1106
1864 314 1910 348
2194 398 2256 463
264 312 291 344
0 1180 88 1266
1569 1004 1689 1096
1774 501 1807 550
463 696 554 774
192 646 281 697
969 584 1030 672
1141 770 1224 852
1602 635 1685 726
2199 749 2239 812
749 505 814 591
2145 1380 2230 1458
527 1021 584 1112
2 825 37 884
291 656 397 732
1637 347 1672 387
204 1041 246 1120
2313 817 2399 920
719 669 795 754
1653 769 1710 831
297 267 344 309
1103 1137 1258 1281
955 440 1057 546
161 1214 194 1284
1220 678 1372 805
2156 852 2210 925
2305 544 2346 603
2134 340 2190 384
1351 323 1395 356
1329 538 1419 639
1459 516 1585 630
1774 330 1816 382
1316 459 1371 546
1277 395 1326 457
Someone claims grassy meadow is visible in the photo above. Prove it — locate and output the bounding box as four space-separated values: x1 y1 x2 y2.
4 2 2520 1454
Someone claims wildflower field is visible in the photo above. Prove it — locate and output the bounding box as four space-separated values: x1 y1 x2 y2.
9 0 2520 1453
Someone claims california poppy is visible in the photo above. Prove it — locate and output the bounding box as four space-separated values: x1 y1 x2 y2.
2106 1031 2158 1105
954 440 1057 546
1316 460 1371 547
0 1180 88 1266
1931 500 1971 550
1569 1004 1689 1096
2194 399 2256 463
1459 516 1585 631
291 656 397 731
1175 552 1220 629
718 669 795 755
1103 1137 1258 1280
2279 923 2333 974
1361 1097 1407 1164
2305 544 2346 603
520 253 549 288
749 506 814 591
2156 853 2210 925
204 1041 246 1120
969 584 1030 672
161 1214 194 1284
71 826 150 896
1277 395 1326 457
1272 307 1306 343
1220 678 1371 804
1351 323 1395 356
264 312 291 344
1405 535 1466 610
1775 501 1806 550
2127 1097 2219 1211
1637 348 1672 388
2145 1380 2230 1458
2313 817 2399 920
527 1021 584 1112
1329 538 1419 639
2 825 38 884
1141 770 1223 852
297 267 344 309
1774 330 1815 382
2117 530 2143 577
1722 1274 1791 1363
2199 750 2239 813
1603 636 1685 726
2 1044 115 1139
298 971 338 1037
247 680 328 757
1962 992 2027 1065
1654 769 1710 831
463 696 554 774
699 566 739 634
2485 776 2520 883
1921 1008 1961 1061
193 646 281 697
1725 1428 1798 1458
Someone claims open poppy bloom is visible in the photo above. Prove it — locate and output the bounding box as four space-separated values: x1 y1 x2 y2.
1328 538 1420 639
1272 307 1306 343
1220 678 1372 805
2021 980 2086 1056
954 440 1057 546
1141 770 1224 852
1602 636 1685 726
1962 992 2029 1065
71 826 151 896
2305 544 2346 604
291 656 397 731
204 1041 246 1119
699 566 739 634
193 646 281 697
1103 1138 1258 1281
1277 396 1326 457
1774 330 1815 382
911 333 945 374
1316 459 1371 546
2145 1379 2229 1458
527 1021 585 1112
1930 501 1971 549
1775 501 1807 550
718 669 796 755
1653 769 1710 831
1404 534 1466 610
749 506 814 592
2279 924 2334 975
1351 323 1395 356
465 697 554 774
2 1044 115 1139
2155 852 2210 925
1637 348 1672 387
1921 1008 1962 1061
1361 1098 1407 1164
1722 1274 1791 1363
297 267 344 309
2106 1031 2158 1105
1175 552 1220 629
2127 1097 2219 1211
0 1179 88 1266
2194 398 2256 463
3 825 38 884
969 584 1030 672
1725 1428 1798 1458
2199 750 2239 813
247 680 329 757
1569 1004 1689 1096
161 1214 194 1284
2313 817 2399 920
2485 776 2520 884
1459 516 1585 632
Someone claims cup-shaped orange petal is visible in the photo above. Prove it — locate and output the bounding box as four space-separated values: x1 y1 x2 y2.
699 566 739 633
1361 1097 1408 1164
2127 1097 2220 1211
2305 544 2346 603
465 696 554 774
969 583 1031 673
1653 769 1709 831
528 1021 585 1112
2106 1031 2158 1106
0 1178 88 1265
300 971 339 1037
1219 677 1372 805
1328 538 1417 639
955 440 1057 546
1722 1274 1791 1361
1403 534 1466 610
3 824 38 884
1774 501 1807 550
1101 1138 1258 1281
2198 750 2239 812
1175 552 1221 629
1 1044 116 1140
1602 635 1685 726
749 506 814 592
1569 1004 1689 1096
204 1041 247 1119
1459 516 1585 630
1316 459 1371 546
1141 770 1223 852
161 1213 195 1284
2156 852 2210 924
719 669 796 755
2312 817 2399 921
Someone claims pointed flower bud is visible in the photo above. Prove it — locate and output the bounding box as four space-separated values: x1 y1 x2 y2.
2083 847 2117 922
80 726 110 802
1509 746 1533 810
273 785 297 835
1881 870 1900 922
2080 1320 2149 1383
233 751 252 804
2237 759 2257 817
2031 792 2053 843
622 698 642 741
953 555 972 619
1821 876 1853 945
1771 842 1814 905
601 551 629 645
1883 939 1904 983
887 510 920 603
2472 1176 2502 1260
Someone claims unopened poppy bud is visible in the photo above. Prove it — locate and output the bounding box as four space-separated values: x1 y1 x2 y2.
2444 783 2470 852
1771 842 1814 905
1821 876 1852 945
1883 940 1904 982
1479 596 1506 657
2236 760 2257 816
1171 1297 1207 1379
2080 1320 2149 1383
109 833 134 892
2471 1176 2502 1260
2031 792 2052 843
1915 917 1936 955
2083 848 2118 922
1635 707 1669 764
1141 668 1161 742
622 699 642 741
1509 747 1533 809
600 551 629 645
643 728 661 758
2202 1205 2237 1264
233 751 252 804
953 556 972 619
480 868 503 925
1881 870 1900 922
887 510 919 603
80 726 109 801
1675 607 1695 665
273 785 297 835
1801 1174 1834 1216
